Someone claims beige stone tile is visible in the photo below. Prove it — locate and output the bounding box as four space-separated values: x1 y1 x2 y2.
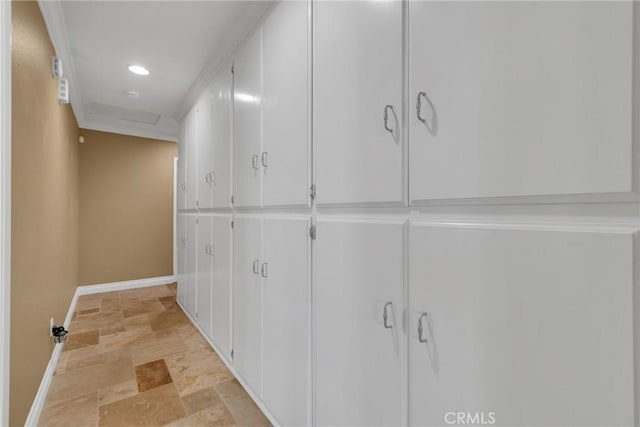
75 299 101 312
78 308 100 316
132 285 174 299
130 335 187 367
100 299 123 312
135 359 173 392
47 357 134 405
98 383 186 427
149 308 190 332
98 380 139 407
159 295 177 309
121 298 165 318
165 348 234 397
68 311 125 334
181 386 219 416
66 345 100 361
99 327 155 352
66 348 131 371
215 379 271 427
39 391 98 427
54 351 69 376
168 403 236 427
63 330 100 352
100 324 125 336
123 313 151 330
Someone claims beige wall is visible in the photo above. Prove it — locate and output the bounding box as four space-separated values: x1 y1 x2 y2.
10 1 80 425
79 129 176 285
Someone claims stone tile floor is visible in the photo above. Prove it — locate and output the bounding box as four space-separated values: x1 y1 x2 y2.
39 283 271 427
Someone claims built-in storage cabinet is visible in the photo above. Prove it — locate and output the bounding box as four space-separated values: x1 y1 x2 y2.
196 215 213 337
196 85 214 210
185 107 198 210
409 1 634 202
313 1 403 206
408 223 635 426
177 122 187 211
211 215 232 359
314 219 405 426
233 30 263 209
262 1 309 208
184 214 198 319
176 214 186 306
211 64 233 209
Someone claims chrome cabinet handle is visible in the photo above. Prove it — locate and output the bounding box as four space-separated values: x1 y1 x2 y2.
261 152 268 167
205 173 210 184
384 105 394 133
252 155 259 170
261 262 268 278
418 312 428 343
416 91 428 124
205 244 210 255
383 302 393 329
252 259 260 274
210 171 215 185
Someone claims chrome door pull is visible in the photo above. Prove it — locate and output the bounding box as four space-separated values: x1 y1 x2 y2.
252 259 260 274
416 91 437 135
384 105 394 133
261 152 268 167
252 154 259 170
261 262 268 278
383 302 393 329
416 91 428 124
418 312 428 343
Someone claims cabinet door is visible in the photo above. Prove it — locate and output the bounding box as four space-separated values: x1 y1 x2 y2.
197 86 214 210
233 29 263 208
232 216 263 394
313 1 403 205
185 107 198 210
211 215 232 360
177 122 186 211
196 215 212 338
263 1 309 208
184 214 198 319
262 217 309 426
211 64 233 209
409 223 635 426
314 219 404 426
409 2 633 202
176 214 186 306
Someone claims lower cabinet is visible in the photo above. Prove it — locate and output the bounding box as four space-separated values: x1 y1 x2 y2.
184 214 198 320
314 218 405 426
196 215 213 337
233 216 310 426
176 214 186 307
408 223 635 426
211 215 232 360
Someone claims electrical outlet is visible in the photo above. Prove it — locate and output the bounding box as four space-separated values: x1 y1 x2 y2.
50 318 54 337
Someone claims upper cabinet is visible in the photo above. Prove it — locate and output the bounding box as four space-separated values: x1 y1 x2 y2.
177 122 186 211
313 0 404 206
233 29 263 209
409 1 634 203
262 1 310 208
211 63 233 209
185 106 198 210
197 85 214 210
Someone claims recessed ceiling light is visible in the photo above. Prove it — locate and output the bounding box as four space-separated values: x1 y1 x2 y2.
128 65 149 76
124 90 140 98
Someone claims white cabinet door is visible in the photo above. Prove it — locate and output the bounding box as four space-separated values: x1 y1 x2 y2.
232 216 263 395
408 223 635 426
185 107 198 210
211 214 232 360
314 219 404 426
263 1 309 208
184 214 198 319
197 86 214 210
211 64 233 209
196 215 212 338
233 29 263 208
176 214 186 306
177 122 186 211
262 217 309 426
313 1 403 206
409 2 633 202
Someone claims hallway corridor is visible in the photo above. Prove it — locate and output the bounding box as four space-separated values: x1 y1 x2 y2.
38 284 270 426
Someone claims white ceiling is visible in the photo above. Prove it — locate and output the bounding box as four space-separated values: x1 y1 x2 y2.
39 0 272 142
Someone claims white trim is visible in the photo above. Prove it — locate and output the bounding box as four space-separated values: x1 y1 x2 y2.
0 1 11 426
173 157 178 278
77 275 176 296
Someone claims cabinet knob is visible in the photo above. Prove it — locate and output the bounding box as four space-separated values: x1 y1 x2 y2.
383 302 393 329
418 312 428 343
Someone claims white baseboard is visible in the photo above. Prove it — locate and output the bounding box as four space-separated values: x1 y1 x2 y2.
24 275 176 426
76 275 176 296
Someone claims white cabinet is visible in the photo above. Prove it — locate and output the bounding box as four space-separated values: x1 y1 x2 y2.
313 1 403 206
232 216 263 393
176 214 186 306
262 217 309 426
314 219 404 426
408 223 635 426
177 122 186 211
409 1 634 202
184 214 198 319
211 215 232 360
185 107 198 210
233 29 263 208
196 215 213 337
211 64 233 209
196 86 214 210
262 1 309 208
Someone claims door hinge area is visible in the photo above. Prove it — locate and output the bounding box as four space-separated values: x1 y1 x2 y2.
310 184 316 201
310 224 317 240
